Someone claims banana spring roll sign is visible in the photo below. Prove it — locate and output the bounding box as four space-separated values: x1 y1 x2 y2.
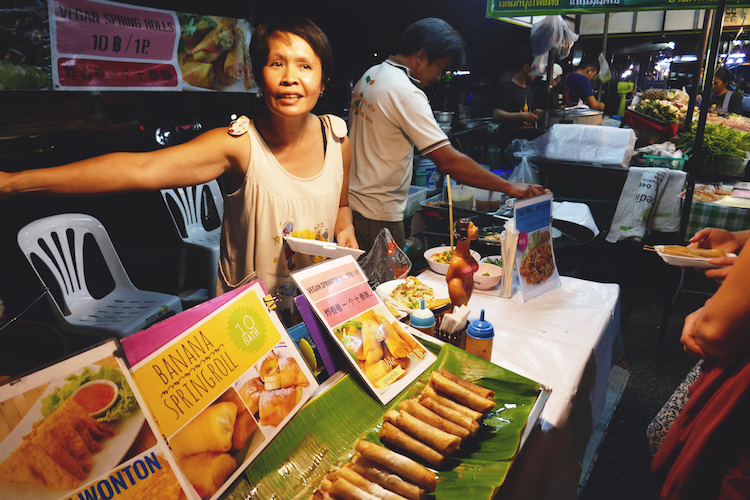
292 255 436 405
129 281 317 500
513 192 561 301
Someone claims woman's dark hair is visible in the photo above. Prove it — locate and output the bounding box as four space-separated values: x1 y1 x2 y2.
714 67 732 85
249 16 333 88
398 18 466 70
453 218 471 241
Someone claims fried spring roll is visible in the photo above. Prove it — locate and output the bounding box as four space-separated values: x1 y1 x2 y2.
375 315 411 358
354 440 437 492
330 468 409 500
383 410 460 455
436 368 495 399
429 372 496 415
349 457 425 500
398 399 469 440
420 386 483 421
180 61 215 88
362 312 385 365
391 321 425 355
419 397 480 437
329 477 382 500
378 422 446 468
223 27 246 80
169 402 237 459
191 25 234 63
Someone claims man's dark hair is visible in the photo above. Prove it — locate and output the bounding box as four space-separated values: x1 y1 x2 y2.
250 15 334 87
578 55 601 73
398 18 466 70
511 46 535 71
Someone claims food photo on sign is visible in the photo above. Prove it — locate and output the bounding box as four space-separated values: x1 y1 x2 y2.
0 341 187 500
513 192 561 301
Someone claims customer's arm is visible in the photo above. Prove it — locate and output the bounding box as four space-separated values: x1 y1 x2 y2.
681 243 750 359
426 145 544 199
335 136 358 249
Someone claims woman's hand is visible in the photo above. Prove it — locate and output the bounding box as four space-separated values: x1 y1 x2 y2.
336 225 358 249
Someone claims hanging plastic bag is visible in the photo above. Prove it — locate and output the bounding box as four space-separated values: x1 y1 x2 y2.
528 53 548 78
507 139 540 185
530 15 579 59
358 228 412 289
596 53 612 84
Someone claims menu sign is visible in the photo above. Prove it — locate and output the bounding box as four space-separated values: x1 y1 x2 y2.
487 0 750 17
513 192 561 301
8 0 257 92
0 341 187 500
129 281 317 500
292 256 436 405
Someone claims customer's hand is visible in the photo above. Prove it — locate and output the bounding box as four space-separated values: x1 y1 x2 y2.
689 228 742 254
336 226 359 250
703 255 738 283
506 182 545 199
681 308 709 359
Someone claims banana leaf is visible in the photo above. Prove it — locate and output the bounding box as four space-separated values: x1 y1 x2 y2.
223 343 541 500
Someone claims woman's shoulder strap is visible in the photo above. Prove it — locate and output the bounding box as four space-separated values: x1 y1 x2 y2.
320 114 348 139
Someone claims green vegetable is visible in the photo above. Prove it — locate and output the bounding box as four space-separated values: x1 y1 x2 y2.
673 123 750 175
41 365 138 423
484 257 503 267
635 99 679 124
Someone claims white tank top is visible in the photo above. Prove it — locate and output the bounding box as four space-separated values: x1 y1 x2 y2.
218 114 345 296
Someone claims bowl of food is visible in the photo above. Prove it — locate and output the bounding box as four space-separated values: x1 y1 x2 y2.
473 262 503 290
424 246 481 275
69 379 120 418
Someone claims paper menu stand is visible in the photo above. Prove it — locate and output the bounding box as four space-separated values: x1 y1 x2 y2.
125 281 318 500
291 255 437 405
513 192 561 302
0 339 188 500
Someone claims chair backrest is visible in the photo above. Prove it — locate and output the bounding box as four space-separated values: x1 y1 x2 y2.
160 180 223 244
17 213 137 317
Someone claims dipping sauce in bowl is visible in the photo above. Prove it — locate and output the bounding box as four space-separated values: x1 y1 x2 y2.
71 379 119 418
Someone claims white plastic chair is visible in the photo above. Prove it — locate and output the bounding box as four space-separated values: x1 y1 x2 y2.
17 213 183 339
160 180 223 297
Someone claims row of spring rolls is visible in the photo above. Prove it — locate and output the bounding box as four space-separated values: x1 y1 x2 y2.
313 369 496 500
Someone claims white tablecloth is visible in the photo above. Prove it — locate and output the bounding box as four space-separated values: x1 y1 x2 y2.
417 271 622 500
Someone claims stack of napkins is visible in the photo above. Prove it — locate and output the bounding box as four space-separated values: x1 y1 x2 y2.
440 304 471 333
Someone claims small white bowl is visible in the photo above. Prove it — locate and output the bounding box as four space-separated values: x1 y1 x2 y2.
70 379 119 418
473 262 503 290
424 246 482 275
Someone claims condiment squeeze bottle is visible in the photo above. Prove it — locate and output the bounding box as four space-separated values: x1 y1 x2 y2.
410 298 436 337
464 309 494 361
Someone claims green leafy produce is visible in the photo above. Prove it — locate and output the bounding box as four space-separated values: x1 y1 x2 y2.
484 257 503 267
40 365 138 423
673 123 750 175
634 99 680 124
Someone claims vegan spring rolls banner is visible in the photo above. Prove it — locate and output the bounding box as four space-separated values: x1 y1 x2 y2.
0 0 255 91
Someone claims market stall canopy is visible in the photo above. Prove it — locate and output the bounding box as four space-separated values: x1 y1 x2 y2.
488 0 750 22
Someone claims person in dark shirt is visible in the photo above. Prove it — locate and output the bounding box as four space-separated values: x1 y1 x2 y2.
493 46 543 149
709 67 744 114
562 56 605 111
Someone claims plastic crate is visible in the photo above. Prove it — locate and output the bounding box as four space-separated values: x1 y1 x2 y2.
404 185 429 218
643 154 688 170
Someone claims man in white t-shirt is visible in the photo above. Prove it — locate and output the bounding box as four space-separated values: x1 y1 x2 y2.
348 18 545 251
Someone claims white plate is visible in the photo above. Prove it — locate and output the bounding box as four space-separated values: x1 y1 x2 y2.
655 245 736 269
0 365 145 500
375 279 450 314
284 235 365 259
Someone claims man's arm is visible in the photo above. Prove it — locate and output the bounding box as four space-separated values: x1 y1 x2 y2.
493 108 539 123
584 95 605 111
426 145 544 199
